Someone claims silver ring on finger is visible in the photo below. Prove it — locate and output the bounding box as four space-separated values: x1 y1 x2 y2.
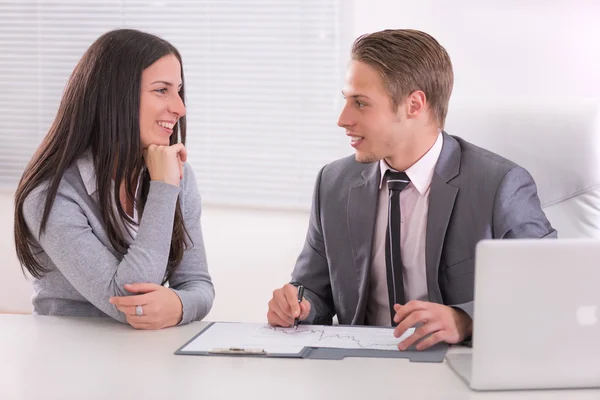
135 305 144 317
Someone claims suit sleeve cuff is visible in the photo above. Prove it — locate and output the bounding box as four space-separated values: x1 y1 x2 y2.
449 301 474 346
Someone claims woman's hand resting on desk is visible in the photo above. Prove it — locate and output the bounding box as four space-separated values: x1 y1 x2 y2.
143 143 187 187
110 283 183 329
267 283 311 327
393 301 473 351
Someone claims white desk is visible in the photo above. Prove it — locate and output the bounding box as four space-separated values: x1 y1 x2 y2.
1 315 599 400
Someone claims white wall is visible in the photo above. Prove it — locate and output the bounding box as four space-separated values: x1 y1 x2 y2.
200 207 308 322
351 0 600 102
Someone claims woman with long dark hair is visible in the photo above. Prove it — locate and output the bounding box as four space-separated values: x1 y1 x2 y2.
13 29 214 329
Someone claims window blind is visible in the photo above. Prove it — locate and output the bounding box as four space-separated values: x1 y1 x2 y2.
0 0 351 210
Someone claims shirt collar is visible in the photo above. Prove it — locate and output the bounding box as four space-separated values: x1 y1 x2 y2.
76 151 146 199
378 132 444 195
76 151 97 195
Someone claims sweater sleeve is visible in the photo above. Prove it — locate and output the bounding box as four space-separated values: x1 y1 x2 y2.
168 163 215 325
23 180 181 323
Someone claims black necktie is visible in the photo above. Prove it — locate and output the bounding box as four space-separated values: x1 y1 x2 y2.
385 170 411 326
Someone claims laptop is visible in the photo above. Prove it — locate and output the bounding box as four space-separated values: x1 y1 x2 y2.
446 239 600 390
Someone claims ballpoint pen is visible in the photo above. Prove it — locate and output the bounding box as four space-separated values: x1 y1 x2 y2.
293 285 305 330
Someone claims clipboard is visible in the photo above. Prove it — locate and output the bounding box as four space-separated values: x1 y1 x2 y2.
175 322 448 363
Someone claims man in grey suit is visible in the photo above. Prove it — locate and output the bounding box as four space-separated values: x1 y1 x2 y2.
267 29 556 350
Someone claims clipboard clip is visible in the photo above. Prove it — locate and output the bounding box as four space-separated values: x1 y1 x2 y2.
209 347 267 355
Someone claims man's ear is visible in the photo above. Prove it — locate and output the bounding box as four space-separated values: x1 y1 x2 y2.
406 90 427 119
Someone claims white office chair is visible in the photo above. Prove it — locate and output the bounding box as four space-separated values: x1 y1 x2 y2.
445 100 600 238
0 193 33 314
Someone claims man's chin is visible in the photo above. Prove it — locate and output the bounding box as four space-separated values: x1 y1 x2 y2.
354 152 380 164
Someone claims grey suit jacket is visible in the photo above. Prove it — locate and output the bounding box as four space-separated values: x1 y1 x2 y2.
291 132 556 325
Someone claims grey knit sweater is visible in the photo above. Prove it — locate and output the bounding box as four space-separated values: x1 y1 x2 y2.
22 154 214 325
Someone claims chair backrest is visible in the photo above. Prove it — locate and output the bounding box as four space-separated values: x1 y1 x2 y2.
445 100 600 238
0 192 33 314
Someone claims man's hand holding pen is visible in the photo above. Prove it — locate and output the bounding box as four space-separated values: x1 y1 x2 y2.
267 283 311 327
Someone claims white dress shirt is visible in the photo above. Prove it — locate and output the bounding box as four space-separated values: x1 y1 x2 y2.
366 132 444 326
77 152 141 240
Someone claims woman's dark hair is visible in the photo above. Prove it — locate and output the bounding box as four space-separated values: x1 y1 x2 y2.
14 29 190 283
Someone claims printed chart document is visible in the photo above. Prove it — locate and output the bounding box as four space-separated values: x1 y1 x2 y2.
180 323 415 355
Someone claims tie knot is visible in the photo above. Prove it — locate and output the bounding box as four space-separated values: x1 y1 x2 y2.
386 170 410 192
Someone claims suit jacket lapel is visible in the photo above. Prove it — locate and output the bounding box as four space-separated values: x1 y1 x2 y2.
426 132 460 303
348 162 380 324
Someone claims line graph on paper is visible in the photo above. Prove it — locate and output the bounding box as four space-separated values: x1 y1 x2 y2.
181 323 415 354
254 324 415 351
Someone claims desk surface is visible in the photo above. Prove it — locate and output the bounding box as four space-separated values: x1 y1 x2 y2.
2 315 599 400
